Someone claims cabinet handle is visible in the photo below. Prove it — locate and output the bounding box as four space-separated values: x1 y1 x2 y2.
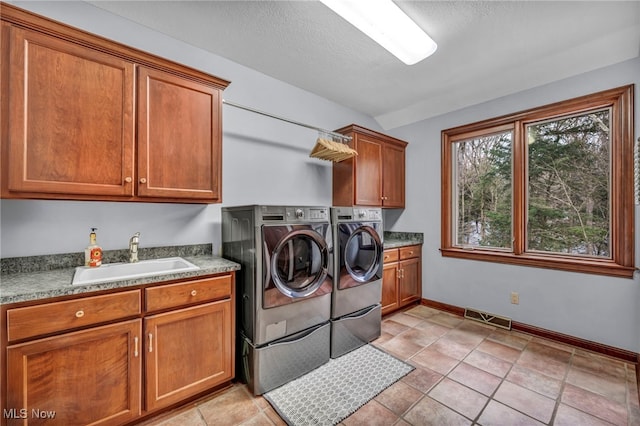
408 251 414 255
134 336 139 357
149 333 153 353
140 178 147 184
190 290 197 296
124 176 132 183
75 310 85 318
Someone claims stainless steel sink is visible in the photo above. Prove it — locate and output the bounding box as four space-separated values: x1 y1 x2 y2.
72 257 200 286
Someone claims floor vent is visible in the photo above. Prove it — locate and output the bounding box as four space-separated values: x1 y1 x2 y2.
464 307 512 330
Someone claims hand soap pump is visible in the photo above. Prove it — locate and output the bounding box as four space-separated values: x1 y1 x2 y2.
85 227 103 267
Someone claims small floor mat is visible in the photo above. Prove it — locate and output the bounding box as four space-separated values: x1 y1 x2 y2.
263 344 414 425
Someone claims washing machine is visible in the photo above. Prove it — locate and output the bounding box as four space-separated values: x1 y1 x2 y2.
330 206 383 358
222 205 332 394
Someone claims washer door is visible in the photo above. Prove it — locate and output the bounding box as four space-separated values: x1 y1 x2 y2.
339 223 383 289
263 225 330 307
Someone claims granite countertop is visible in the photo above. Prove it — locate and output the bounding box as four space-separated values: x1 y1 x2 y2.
0 244 240 305
383 231 424 249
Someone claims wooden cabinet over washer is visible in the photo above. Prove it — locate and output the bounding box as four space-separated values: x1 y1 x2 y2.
332 124 408 208
0 3 229 203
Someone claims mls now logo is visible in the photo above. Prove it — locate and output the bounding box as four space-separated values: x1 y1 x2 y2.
3 409 27 419
3 408 56 419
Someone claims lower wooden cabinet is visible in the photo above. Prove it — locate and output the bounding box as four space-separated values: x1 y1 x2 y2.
382 245 422 315
145 300 233 411
3 273 235 425
7 320 142 426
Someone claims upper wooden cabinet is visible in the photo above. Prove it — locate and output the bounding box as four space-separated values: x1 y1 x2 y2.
332 124 408 208
137 67 222 201
6 26 136 198
0 4 229 203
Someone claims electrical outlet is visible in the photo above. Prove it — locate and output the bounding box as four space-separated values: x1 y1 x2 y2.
510 292 519 305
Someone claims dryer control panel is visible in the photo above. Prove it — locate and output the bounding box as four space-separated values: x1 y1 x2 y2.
285 206 329 221
257 205 330 223
355 208 381 220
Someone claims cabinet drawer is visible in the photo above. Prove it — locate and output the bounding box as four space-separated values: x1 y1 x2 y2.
399 245 421 260
7 290 141 342
383 248 399 263
146 275 232 312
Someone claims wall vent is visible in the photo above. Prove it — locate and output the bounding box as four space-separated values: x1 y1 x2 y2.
464 307 512 330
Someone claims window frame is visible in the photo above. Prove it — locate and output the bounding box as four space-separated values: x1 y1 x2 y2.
441 85 635 278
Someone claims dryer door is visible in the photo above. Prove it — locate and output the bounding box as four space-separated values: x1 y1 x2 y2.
339 222 383 289
263 224 331 308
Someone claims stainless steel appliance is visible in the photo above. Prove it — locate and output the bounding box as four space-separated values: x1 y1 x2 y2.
222 205 332 394
330 206 383 358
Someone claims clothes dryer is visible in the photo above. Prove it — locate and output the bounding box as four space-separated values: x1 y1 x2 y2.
330 206 383 358
222 205 332 394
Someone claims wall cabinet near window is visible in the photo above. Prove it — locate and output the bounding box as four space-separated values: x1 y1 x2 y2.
1 4 229 203
382 245 422 315
3 273 235 425
333 124 408 208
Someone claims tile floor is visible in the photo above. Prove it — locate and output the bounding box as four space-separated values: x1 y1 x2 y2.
140 306 640 425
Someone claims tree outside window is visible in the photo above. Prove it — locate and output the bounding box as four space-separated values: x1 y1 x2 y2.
441 85 635 278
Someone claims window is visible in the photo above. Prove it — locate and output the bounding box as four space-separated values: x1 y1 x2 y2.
441 85 635 278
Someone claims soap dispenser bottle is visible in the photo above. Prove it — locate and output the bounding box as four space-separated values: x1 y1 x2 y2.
85 227 103 267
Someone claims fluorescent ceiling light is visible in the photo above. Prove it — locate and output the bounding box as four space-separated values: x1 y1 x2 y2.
320 0 437 65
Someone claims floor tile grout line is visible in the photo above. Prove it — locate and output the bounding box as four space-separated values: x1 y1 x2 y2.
547 347 577 426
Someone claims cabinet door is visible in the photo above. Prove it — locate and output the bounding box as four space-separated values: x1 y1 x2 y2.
7 27 135 197
382 143 405 208
144 299 233 411
354 134 383 206
6 320 142 426
381 262 399 316
399 257 421 306
137 67 222 201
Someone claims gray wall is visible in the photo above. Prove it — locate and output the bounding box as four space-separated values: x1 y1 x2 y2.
0 1 378 257
388 57 640 353
2 2 639 353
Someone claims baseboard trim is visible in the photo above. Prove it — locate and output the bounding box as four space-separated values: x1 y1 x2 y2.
421 299 638 364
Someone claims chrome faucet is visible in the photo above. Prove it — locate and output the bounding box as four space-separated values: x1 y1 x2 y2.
129 232 140 263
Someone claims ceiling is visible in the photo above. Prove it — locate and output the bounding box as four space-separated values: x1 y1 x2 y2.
88 1 640 130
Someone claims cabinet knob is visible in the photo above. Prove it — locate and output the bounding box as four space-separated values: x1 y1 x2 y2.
190 290 197 296
124 176 132 183
75 310 85 318
140 178 147 184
